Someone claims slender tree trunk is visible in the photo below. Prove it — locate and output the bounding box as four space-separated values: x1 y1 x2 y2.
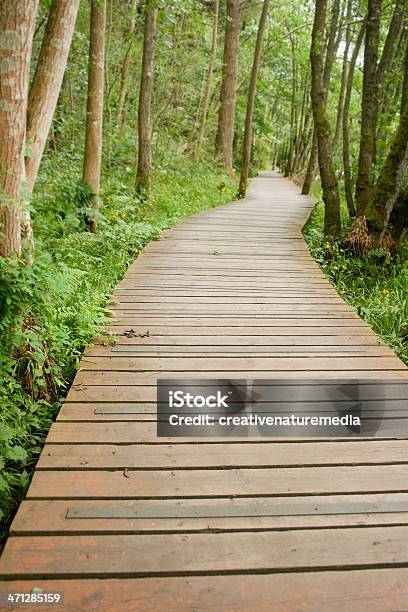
302 0 341 194
365 39 408 234
292 73 310 175
194 0 220 160
285 25 297 177
136 3 158 195
310 0 341 238
0 0 38 258
25 0 80 192
83 0 106 231
342 18 366 218
238 0 270 197
355 0 381 215
215 0 241 170
116 0 137 129
301 129 318 194
334 0 352 144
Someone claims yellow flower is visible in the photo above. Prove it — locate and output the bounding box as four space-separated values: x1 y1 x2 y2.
382 288 389 295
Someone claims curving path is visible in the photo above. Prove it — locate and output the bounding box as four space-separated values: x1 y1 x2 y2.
1 172 408 610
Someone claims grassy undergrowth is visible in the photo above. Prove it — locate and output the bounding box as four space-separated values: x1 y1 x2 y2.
304 198 408 365
0 157 236 545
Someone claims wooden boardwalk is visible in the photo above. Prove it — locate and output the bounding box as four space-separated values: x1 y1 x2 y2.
2 172 408 610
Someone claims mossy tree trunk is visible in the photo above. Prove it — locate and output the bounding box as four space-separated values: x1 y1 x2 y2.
302 0 340 195
310 0 341 238
354 0 381 216
365 39 408 234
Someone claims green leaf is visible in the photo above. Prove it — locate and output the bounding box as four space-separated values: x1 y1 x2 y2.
6 446 28 463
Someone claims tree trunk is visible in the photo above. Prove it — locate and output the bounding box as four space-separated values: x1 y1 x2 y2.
215 0 241 170
310 0 341 238
334 0 352 144
302 0 341 194
136 3 158 195
342 17 366 218
355 0 381 215
238 0 270 197
372 0 405 164
301 129 318 194
83 0 106 231
285 24 297 177
116 0 137 129
365 39 408 234
25 0 80 192
0 0 38 258
194 0 220 160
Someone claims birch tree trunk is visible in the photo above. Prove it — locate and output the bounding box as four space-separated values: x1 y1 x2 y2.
310 0 341 238
25 0 80 192
194 0 220 160
136 2 158 195
238 0 270 198
83 0 106 231
215 0 241 170
0 0 38 258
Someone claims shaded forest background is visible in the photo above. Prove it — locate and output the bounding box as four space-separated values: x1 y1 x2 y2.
0 0 407 542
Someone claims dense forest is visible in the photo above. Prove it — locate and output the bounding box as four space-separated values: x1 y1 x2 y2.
0 0 407 543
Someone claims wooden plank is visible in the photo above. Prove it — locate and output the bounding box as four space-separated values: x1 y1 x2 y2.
104 325 375 335
97 334 381 346
78 355 406 372
85 346 393 357
2 527 408 577
105 319 368 327
8 495 408 536
37 440 408 469
45 419 408 442
26 465 408 497
1 570 407 611
111 296 344 304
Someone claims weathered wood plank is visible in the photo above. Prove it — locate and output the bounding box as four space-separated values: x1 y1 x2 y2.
37 440 408 469
10 494 408 535
2 527 408 577
1 570 407 611
26 465 408 498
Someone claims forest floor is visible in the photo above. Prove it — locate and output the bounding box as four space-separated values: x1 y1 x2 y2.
304 195 408 366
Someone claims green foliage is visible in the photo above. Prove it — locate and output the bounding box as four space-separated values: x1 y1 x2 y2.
0 156 236 547
304 200 408 365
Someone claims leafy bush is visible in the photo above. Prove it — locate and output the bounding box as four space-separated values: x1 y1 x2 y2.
304 200 408 365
